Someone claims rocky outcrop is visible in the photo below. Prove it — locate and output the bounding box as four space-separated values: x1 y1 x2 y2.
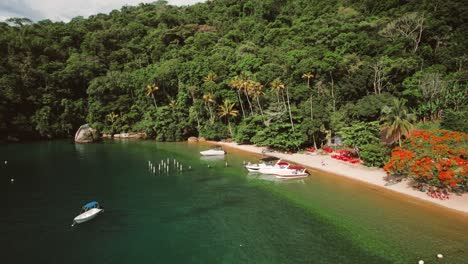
75 124 97 143
198 137 206 142
187 137 198 143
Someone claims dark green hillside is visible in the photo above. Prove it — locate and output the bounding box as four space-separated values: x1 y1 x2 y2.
0 0 466 147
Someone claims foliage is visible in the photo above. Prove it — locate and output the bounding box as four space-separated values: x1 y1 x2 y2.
338 121 381 149
440 110 468 133
199 122 229 141
384 130 468 191
360 143 388 167
380 98 416 146
0 0 466 160
234 115 264 144
251 122 306 151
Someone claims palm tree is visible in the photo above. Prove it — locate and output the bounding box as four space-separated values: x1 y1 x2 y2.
249 80 265 120
270 79 294 131
203 92 215 123
106 112 119 136
270 78 283 105
381 98 416 146
188 85 200 128
169 99 177 109
302 72 315 121
228 77 246 119
146 83 159 108
203 72 217 83
203 72 217 95
218 100 239 136
240 79 254 116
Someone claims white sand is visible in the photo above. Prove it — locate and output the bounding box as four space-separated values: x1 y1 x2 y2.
212 141 468 214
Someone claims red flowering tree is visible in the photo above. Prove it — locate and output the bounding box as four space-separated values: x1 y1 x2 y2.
384 129 468 191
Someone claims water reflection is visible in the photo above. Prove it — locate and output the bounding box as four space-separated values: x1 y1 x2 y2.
200 155 226 162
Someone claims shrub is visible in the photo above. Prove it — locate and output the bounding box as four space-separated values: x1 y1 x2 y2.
440 110 467 133
234 116 264 144
360 143 388 167
199 122 229 141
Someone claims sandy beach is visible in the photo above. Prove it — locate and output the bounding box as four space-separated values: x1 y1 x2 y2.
209 141 468 215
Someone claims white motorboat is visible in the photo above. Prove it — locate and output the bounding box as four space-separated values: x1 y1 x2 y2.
245 157 282 172
73 201 103 225
200 145 226 156
257 161 290 174
275 165 309 179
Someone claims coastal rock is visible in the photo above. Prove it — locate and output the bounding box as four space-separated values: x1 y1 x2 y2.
75 124 97 143
102 133 112 138
188 137 198 143
198 137 206 142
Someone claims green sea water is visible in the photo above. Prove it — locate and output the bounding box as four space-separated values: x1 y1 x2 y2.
1 140 467 264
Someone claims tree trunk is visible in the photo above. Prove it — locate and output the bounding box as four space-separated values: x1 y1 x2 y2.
244 92 254 116
256 96 265 121
310 95 313 121
227 118 233 137
237 90 246 119
151 94 158 108
330 71 335 112
285 86 295 132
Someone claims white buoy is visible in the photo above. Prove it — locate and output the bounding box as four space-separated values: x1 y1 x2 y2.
436 254 443 259
5 160 7 165
188 165 191 170
225 162 228 167
418 260 424 264
10 178 14 182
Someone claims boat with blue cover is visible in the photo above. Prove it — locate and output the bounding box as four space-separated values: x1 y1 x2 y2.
73 201 103 225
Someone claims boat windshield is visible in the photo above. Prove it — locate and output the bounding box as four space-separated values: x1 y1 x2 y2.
83 201 99 210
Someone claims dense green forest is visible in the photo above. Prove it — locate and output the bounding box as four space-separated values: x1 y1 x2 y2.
0 0 467 152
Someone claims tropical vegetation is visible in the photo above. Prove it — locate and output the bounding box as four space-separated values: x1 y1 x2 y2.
0 0 466 174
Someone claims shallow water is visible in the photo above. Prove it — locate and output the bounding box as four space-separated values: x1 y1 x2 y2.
0 140 466 263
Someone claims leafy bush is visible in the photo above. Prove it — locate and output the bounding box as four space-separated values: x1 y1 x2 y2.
251 123 306 151
338 121 381 149
360 143 388 167
440 110 467 133
234 115 264 144
384 129 468 191
200 122 229 141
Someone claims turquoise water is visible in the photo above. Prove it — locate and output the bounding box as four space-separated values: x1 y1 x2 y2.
1 141 467 263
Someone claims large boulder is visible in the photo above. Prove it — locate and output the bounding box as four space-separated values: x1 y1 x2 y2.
75 124 97 143
188 137 198 143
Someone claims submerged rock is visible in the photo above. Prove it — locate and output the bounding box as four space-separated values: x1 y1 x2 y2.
74 124 97 143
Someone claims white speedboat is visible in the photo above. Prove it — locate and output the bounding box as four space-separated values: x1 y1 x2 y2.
275 165 309 179
257 161 290 174
245 157 282 172
200 145 226 156
73 201 103 225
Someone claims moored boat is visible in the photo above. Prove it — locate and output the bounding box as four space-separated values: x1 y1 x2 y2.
245 156 281 172
274 165 309 179
73 201 103 225
200 145 226 156
257 161 290 174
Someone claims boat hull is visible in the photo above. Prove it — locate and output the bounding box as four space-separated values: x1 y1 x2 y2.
200 150 226 156
73 208 103 224
276 174 308 179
